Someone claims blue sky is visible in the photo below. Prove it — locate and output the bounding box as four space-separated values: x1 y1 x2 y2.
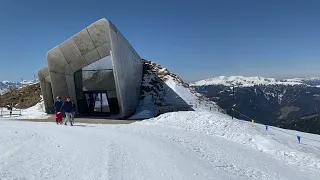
0 0 319 82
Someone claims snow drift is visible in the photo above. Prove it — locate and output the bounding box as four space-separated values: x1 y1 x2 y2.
139 110 320 171
0 101 49 119
1 109 320 179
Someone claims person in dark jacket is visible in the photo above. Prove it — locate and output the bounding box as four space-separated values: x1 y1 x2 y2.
53 96 63 124
61 97 74 126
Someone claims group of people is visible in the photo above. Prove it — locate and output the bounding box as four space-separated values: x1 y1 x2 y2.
53 96 76 126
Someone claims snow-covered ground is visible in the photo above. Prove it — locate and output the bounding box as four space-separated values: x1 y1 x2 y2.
0 101 49 119
0 89 5 95
1 110 320 180
165 76 198 104
19 102 49 119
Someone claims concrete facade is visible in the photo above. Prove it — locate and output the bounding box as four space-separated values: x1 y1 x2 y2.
39 18 143 118
38 67 54 113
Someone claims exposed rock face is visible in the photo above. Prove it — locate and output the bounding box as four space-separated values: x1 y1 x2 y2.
129 59 214 119
140 59 207 105
0 83 41 109
142 59 187 86
278 106 300 120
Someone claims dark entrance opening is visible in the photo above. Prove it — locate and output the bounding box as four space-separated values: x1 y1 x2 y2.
73 55 120 117
83 91 119 115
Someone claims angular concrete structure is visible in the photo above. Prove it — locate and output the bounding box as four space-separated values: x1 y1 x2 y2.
39 18 143 118
38 67 54 113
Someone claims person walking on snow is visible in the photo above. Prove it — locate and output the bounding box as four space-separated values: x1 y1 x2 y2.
53 96 63 124
61 97 74 126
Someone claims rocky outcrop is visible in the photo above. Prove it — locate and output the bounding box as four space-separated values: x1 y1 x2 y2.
0 83 41 109
140 59 207 105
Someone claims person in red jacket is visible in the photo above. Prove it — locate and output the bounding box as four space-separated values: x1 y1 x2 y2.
53 96 63 124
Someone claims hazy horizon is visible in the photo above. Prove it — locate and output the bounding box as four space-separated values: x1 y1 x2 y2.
2 72 320 84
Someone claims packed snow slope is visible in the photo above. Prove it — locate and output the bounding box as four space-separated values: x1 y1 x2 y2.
1 110 320 180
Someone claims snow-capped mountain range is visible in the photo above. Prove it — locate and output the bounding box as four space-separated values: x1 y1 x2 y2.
192 76 320 135
191 76 320 87
0 80 37 95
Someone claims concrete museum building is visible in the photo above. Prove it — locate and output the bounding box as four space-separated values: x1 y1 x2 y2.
38 18 143 118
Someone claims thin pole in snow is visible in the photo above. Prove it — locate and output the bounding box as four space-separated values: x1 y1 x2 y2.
232 85 235 119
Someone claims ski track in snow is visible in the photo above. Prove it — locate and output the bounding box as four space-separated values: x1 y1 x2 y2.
0 116 320 180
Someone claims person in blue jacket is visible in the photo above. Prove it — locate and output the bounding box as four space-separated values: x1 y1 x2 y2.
61 97 74 126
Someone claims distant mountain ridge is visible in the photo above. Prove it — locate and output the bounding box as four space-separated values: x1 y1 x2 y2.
191 76 320 87
0 80 37 95
191 76 320 135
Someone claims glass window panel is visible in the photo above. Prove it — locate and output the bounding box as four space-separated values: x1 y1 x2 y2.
82 70 115 91
94 93 101 112
101 93 110 112
82 56 112 71
81 55 116 91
